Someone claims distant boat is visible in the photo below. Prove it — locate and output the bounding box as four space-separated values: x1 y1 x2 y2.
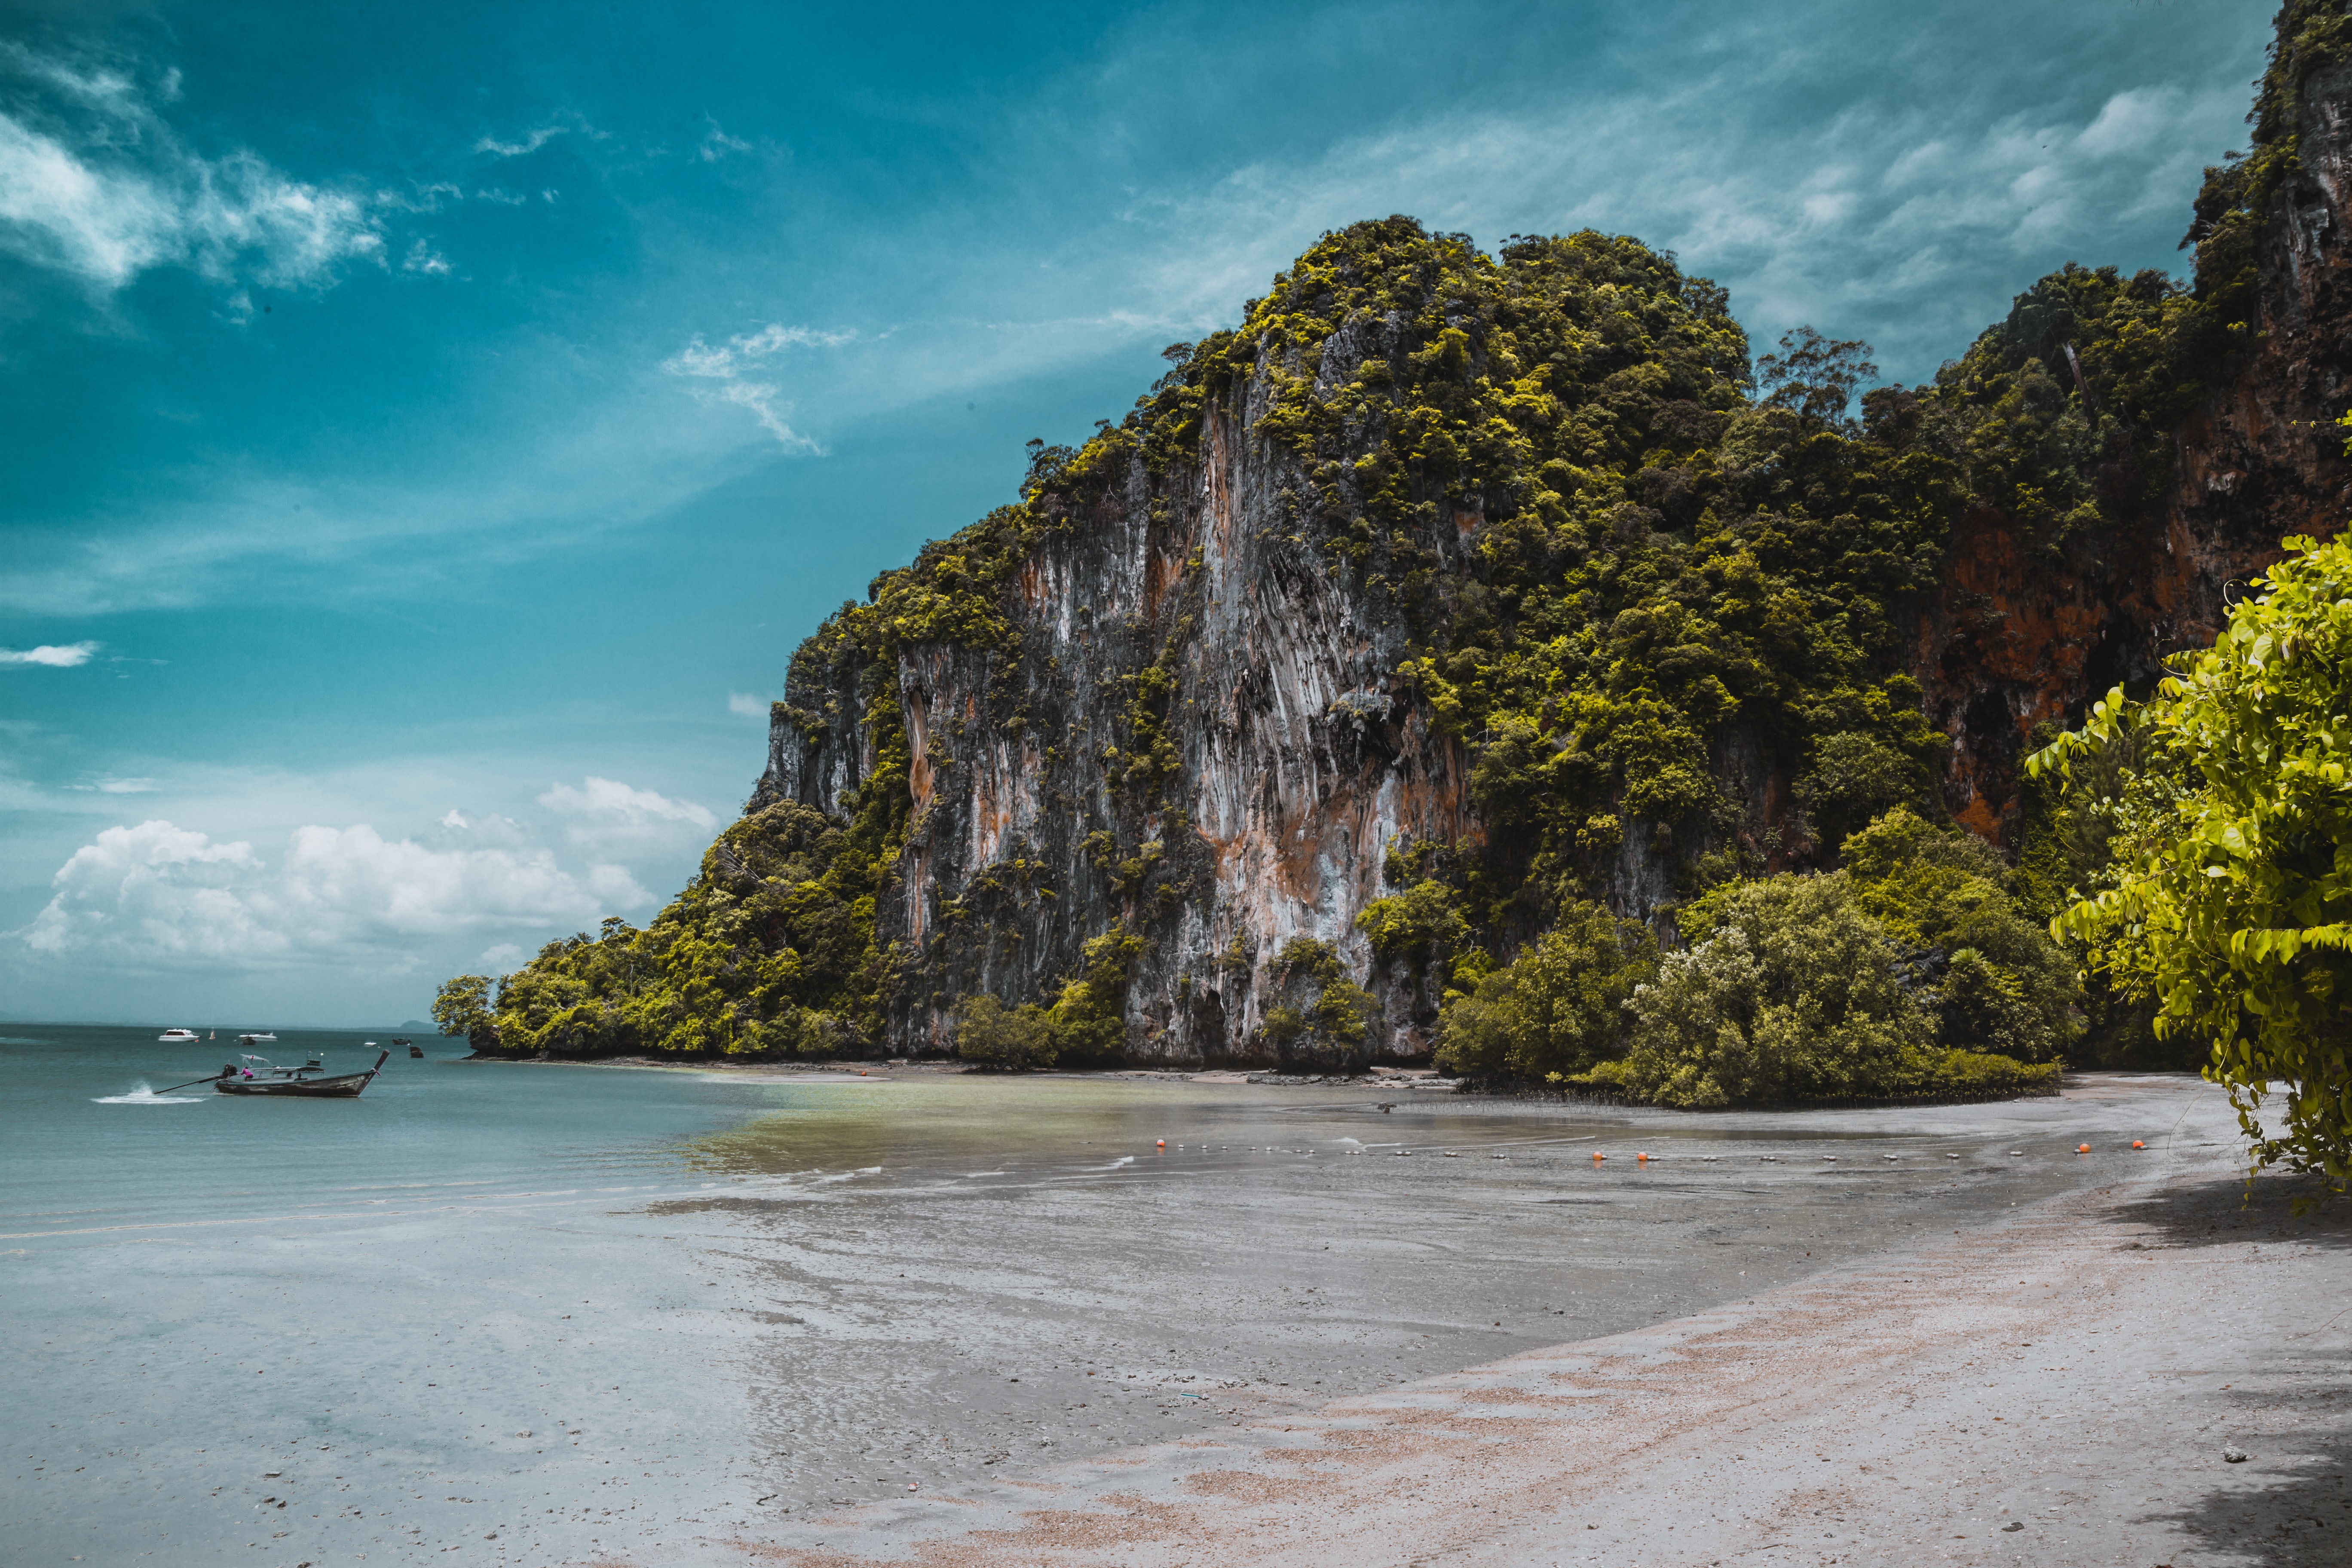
236 1032 277 1046
216 1049 389 1099
158 1028 199 1043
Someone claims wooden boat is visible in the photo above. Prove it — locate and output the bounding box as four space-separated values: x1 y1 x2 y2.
215 1049 389 1098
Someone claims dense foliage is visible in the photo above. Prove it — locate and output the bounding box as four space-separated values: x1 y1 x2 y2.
2033 534 2352 1195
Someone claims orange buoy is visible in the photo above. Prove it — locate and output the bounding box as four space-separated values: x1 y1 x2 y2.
1592 1151 1605 1162
2076 1143 2091 1154
1636 1151 1650 1162
2132 1139 2145 1148
1156 1139 1166 1148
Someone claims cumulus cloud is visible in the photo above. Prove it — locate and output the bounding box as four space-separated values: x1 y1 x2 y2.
15 817 643 969
662 322 854 452
0 641 100 667
727 691 769 717
0 47 383 291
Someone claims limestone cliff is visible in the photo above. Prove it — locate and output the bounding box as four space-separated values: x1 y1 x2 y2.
480 3 2352 1069
748 5 2351 1066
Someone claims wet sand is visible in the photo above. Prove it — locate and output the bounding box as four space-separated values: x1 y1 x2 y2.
715 1084 2350 1568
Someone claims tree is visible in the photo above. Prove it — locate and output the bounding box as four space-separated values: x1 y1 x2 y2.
2031 534 2352 1197
1755 326 1878 427
432 974 496 1047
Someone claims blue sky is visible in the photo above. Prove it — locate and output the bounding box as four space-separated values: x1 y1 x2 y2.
0 0 2271 1024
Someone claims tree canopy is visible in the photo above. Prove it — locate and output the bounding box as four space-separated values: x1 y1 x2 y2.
2032 534 2352 1197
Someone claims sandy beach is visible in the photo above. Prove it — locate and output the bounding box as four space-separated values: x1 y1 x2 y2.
731 1117 2349 1568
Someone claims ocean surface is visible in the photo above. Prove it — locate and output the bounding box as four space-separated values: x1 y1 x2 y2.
2 1024 2208 1566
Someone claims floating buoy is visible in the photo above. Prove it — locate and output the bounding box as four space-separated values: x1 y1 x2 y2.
2132 1140 2146 1149
1592 1152 1605 1163
1156 1139 1166 1148
1636 1151 1649 1162
2077 1144 2091 1154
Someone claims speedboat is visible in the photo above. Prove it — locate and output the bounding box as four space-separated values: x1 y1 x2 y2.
216 1048 389 1099
158 1028 199 1043
236 1032 278 1046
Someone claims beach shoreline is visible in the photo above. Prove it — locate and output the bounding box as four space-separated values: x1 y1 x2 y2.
725 1143 2348 1567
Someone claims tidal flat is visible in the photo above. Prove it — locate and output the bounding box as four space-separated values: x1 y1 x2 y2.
3 1027 2242 1566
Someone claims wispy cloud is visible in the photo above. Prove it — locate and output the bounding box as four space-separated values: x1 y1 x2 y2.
473 124 567 159
698 118 753 162
727 691 768 718
0 46 383 292
0 641 101 667
662 322 854 452
401 237 451 275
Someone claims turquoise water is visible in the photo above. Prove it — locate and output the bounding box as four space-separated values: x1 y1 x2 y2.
5 1025 2196 1567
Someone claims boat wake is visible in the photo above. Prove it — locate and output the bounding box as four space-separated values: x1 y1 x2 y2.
93 1085 204 1105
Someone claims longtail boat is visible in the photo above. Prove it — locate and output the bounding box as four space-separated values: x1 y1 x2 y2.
215 1049 390 1099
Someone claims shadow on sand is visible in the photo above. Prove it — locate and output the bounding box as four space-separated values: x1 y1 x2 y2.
2104 1171 2352 1565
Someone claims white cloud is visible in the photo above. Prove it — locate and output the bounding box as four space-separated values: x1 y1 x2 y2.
538 775 716 857
662 322 854 452
95 776 156 793
0 50 383 291
15 817 634 969
472 122 577 159
727 691 769 718
538 775 714 828
478 942 524 969
0 641 100 667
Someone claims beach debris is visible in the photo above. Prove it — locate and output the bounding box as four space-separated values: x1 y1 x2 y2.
2008 1150 2024 1156
1884 1154 1899 1160
2223 1447 2249 1463
1442 1151 1459 1158
2002 1520 2024 1532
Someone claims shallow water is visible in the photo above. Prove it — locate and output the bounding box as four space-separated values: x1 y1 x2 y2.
2 1025 2217 1566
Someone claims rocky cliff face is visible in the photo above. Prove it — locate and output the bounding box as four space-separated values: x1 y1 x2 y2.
759 372 1481 1066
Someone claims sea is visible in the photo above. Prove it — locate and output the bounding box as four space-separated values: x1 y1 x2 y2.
2 1023 2207 1566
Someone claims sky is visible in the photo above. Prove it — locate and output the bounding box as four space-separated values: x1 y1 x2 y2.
0 0 2275 1025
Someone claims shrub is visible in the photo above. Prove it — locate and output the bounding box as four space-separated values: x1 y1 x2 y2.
1624 874 1935 1106
1434 901 1657 1079
956 995 1056 1070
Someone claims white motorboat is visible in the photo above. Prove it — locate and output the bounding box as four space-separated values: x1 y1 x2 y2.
158 1028 199 1043
236 1032 278 1045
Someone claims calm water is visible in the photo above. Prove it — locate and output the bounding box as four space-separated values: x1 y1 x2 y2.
3 1025 2216 1567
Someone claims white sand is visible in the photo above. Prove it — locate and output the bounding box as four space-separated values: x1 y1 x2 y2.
734 1137 2349 1567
